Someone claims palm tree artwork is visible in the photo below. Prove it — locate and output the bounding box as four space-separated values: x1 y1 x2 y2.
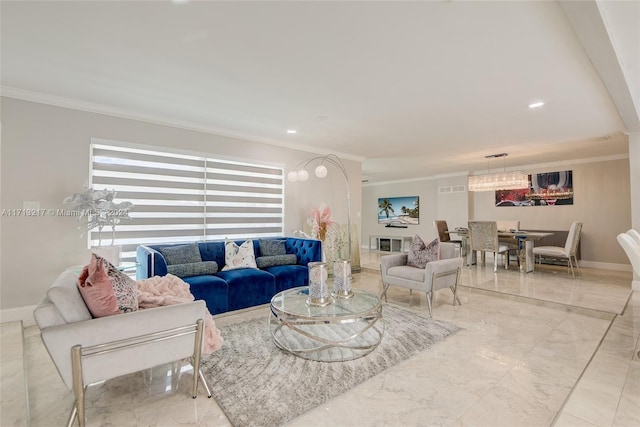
378 198 395 219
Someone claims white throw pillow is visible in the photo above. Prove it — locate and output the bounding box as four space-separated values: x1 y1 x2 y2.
222 239 258 271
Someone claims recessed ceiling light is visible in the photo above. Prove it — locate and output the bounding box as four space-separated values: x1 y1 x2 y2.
528 101 545 109
286 130 297 134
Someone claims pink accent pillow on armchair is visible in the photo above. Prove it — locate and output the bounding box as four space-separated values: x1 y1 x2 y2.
77 254 120 317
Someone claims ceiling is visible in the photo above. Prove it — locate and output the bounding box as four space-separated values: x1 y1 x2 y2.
1 1 636 183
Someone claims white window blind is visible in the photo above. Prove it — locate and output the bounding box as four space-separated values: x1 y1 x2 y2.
90 141 284 263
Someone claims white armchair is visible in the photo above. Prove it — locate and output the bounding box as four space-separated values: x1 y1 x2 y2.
618 231 640 275
33 270 212 427
380 242 463 317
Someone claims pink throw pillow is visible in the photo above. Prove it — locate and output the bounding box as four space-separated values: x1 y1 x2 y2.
78 254 120 317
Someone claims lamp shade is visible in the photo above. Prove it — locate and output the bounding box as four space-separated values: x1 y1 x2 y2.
297 169 309 182
315 165 328 178
287 171 298 182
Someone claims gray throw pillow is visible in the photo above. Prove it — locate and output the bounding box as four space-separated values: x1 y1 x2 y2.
256 254 298 269
159 244 202 265
167 261 218 278
407 235 440 268
260 239 287 256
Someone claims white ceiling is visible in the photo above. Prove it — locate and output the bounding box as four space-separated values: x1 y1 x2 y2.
1 1 635 183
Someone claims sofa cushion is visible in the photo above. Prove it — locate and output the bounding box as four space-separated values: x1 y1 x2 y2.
407 235 439 269
256 254 297 269
222 239 257 271
183 274 229 315
217 268 276 311
262 264 309 293
260 239 287 256
159 243 202 265
78 254 121 318
388 265 426 282
46 270 92 324
168 261 219 278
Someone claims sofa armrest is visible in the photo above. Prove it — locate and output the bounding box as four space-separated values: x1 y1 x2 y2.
425 257 463 276
425 257 463 290
380 253 409 275
40 300 207 389
136 245 168 279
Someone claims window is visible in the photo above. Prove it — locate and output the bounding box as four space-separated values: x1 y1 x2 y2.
90 140 284 262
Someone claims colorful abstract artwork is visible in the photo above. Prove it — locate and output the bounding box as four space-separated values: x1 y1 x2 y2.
495 170 573 207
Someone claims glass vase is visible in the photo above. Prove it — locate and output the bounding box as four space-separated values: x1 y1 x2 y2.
307 262 331 306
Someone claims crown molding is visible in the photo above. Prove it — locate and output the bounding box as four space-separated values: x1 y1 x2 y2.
364 154 630 188
1 86 365 162
362 171 469 188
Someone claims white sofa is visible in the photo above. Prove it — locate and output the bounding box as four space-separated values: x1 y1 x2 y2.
33 269 211 427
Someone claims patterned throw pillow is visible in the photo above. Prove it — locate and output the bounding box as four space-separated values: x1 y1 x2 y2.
167 261 219 278
255 254 298 269
259 239 287 256
407 235 440 268
103 257 139 313
222 239 258 271
159 243 202 265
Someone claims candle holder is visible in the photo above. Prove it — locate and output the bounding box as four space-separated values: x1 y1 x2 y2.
332 259 353 298
307 262 331 306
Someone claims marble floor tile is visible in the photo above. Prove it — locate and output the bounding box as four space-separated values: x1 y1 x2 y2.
1 249 638 426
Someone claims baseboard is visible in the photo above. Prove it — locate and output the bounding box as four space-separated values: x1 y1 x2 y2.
0 305 36 327
579 261 633 272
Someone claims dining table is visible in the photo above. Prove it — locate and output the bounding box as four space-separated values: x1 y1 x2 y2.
447 229 554 273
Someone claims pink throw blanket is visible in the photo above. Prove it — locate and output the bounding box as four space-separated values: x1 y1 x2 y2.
137 274 223 354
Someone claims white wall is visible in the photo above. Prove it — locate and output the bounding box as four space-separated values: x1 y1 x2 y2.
0 97 362 309
363 158 632 268
362 174 469 247
628 132 640 289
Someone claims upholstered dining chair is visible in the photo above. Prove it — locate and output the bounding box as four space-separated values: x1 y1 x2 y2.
468 221 512 272
617 232 640 275
533 221 583 277
433 220 463 255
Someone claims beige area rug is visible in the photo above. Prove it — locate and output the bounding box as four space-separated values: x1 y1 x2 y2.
200 305 458 427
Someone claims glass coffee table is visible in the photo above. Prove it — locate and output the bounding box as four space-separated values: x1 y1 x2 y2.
269 286 384 362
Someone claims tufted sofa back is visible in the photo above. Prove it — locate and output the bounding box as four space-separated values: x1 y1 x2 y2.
137 237 322 279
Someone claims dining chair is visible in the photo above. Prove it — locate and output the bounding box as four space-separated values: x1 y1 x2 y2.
433 220 463 255
496 220 520 264
533 221 583 277
467 221 511 272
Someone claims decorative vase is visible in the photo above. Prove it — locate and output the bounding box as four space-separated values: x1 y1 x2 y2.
332 259 353 298
307 262 330 306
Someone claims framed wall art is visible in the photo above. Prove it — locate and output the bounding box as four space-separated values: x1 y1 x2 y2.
495 170 573 207
378 196 419 224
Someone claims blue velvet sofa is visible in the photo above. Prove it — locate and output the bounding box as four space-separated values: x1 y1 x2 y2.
136 237 322 315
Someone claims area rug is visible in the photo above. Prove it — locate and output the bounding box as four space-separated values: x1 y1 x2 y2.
200 305 458 427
